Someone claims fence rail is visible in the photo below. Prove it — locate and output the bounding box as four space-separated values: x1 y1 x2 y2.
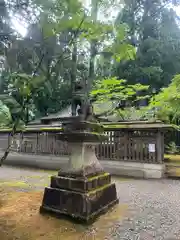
0 126 164 164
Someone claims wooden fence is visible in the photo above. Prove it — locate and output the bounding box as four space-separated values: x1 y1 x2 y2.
1 125 165 164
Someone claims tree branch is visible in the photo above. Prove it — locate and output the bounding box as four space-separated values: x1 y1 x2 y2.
0 11 88 166
0 45 46 166
51 12 87 69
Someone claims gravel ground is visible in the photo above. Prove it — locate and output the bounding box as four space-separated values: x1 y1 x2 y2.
1 166 180 239
108 178 180 240
0 165 54 191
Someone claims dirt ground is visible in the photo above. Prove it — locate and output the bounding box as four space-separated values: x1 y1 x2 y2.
0 166 128 240
2 165 180 239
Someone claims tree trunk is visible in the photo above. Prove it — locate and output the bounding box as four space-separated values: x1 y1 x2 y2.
87 0 98 102
71 41 78 116
0 121 18 166
141 0 150 41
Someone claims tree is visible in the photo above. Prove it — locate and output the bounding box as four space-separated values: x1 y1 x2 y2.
28 0 136 115
112 0 180 91
149 74 180 124
91 77 149 119
0 100 12 126
0 0 11 52
2 0 180 163
0 71 45 165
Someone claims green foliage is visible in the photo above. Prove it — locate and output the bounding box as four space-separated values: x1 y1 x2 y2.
113 1 180 89
166 142 180 155
1 0 180 126
0 100 12 126
10 73 45 97
0 95 21 115
111 24 136 61
90 76 150 120
0 72 46 126
91 77 149 103
149 74 180 123
115 106 154 121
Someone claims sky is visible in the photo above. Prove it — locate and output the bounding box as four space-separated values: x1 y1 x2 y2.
11 4 180 38
11 17 28 37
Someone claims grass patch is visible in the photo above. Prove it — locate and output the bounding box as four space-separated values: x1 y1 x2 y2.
29 175 52 179
166 166 180 177
0 188 127 240
0 179 50 190
6 165 57 175
0 176 130 193
0 181 28 188
165 154 180 162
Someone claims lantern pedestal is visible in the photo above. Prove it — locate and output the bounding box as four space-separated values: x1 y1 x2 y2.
40 118 119 223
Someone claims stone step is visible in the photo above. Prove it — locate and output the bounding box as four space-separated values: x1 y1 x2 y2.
50 172 111 193
40 182 119 223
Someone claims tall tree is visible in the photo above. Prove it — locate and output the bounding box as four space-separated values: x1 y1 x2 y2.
113 0 180 92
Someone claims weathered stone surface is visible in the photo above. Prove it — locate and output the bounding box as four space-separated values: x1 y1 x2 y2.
51 173 111 192
58 164 104 179
58 142 104 178
61 119 104 133
40 183 118 222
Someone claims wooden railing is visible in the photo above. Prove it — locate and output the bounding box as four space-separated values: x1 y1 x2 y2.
0 126 164 164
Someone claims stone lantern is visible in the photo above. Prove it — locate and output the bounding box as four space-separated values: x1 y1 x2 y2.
40 80 119 223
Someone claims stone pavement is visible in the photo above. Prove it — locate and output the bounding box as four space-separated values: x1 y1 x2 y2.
0 165 180 239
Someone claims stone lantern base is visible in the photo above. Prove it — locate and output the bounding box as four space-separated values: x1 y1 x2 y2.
40 119 119 223
40 172 118 223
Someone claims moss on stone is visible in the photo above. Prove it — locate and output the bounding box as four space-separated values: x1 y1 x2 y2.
88 172 109 181
104 124 127 129
86 183 112 196
0 127 63 133
39 127 62 131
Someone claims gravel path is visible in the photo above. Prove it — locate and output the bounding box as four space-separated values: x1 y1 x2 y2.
109 179 180 240
1 166 180 239
0 165 55 191
0 165 53 180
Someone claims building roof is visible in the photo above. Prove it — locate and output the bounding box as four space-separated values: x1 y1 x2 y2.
28 118 42 125
34 102 118 123
40 105 72 121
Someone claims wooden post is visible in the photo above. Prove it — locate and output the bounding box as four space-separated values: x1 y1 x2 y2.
157 130 164 163
124 130 128 161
